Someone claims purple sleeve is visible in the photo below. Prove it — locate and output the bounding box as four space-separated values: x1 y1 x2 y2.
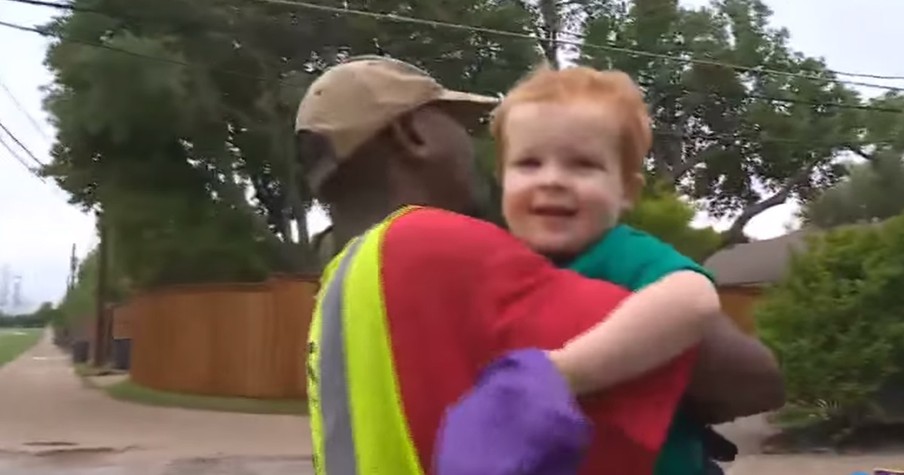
434 349 592 475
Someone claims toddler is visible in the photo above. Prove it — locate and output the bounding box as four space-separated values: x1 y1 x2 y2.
491 65 722 475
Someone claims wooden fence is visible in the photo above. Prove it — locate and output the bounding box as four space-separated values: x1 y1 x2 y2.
108 275 760 400
114 276 318 399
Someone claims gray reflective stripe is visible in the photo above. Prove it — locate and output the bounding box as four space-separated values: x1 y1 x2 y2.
319 237 365 475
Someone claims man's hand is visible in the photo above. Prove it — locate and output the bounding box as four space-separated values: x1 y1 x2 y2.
685 315 785 425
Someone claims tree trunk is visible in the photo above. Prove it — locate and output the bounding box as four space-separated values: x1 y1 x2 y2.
716 159 821 249
516 0 561 69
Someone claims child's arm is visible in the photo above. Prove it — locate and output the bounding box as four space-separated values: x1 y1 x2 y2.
548 270 721 395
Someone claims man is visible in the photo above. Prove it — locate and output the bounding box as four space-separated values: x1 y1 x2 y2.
297 56 783 475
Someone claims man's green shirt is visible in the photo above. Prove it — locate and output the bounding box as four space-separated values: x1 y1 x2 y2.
567 224 714 475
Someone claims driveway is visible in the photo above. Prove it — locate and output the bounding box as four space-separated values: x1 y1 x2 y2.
717 415 903 475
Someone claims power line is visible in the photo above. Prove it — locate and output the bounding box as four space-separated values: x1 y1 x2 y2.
8 0 904 91
645 83 904 114
0 118 54 187
0 18 894 150
0 76 52 141
0 132 37 174
1 15 902 118
0 135 84 208
250 0 904 93
9 1 904 116
0 119 81 203
0 87 83 203
0 118 44 166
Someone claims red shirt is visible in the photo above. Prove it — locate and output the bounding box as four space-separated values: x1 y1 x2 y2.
381 208 695 475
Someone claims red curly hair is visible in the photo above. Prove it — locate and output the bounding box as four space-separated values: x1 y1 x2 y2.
490 65 652 180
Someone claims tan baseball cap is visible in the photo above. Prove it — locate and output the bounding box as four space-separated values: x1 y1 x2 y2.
295 56 498 190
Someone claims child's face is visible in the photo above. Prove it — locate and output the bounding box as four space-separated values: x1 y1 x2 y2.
500 100 642 257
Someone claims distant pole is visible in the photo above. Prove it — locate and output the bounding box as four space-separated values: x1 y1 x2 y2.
0 264 9 310
92 212 109 367
11 275 21 309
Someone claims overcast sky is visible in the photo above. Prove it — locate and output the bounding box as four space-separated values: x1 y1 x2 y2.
2 0 903 311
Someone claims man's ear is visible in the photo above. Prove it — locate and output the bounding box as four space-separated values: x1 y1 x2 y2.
622 172 645 210
387 112 430 163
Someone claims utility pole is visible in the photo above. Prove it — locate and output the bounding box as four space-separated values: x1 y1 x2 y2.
68 243 77 291
92 212 109 367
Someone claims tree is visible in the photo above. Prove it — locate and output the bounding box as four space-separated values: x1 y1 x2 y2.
42 0 337 278
802 92 904 227
802 153 904 228
479 0 859 249
571 0 863 246
42 0 538 287
801 89 904 229
44 0 878 288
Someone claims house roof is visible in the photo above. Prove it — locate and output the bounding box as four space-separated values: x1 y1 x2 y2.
704 230 809 286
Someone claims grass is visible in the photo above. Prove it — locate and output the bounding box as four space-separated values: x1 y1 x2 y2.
103 379 308 415
0 328 42 368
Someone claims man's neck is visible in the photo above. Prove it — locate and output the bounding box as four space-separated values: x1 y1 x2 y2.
331 207 393 251
329 183 453 249
546 252 579 268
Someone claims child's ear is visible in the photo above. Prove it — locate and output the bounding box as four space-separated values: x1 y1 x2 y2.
622 172 645 210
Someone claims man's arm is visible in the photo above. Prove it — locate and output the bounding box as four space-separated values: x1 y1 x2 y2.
595 232 785 424
685 315 785 424
395 208 703 391
386 209 698 452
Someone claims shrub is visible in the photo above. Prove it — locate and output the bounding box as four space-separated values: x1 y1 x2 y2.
757 214 904 428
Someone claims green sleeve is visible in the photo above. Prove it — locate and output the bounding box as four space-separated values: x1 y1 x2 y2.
634 244 715 289
568 225 714 291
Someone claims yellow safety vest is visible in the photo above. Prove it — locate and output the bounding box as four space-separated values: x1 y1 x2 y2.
307 207 424 475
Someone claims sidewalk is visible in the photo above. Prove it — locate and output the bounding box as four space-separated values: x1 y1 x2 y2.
0 330 310 462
